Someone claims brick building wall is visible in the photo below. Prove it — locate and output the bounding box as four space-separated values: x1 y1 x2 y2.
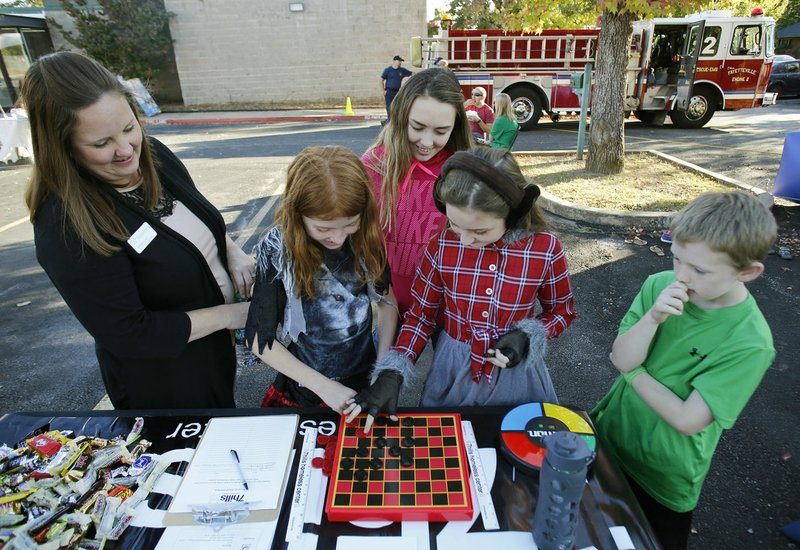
163 0 426 107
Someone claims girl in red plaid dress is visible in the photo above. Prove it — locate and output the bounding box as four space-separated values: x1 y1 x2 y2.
346 147 576 429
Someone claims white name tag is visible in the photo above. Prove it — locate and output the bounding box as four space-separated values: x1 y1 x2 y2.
128 222 157 254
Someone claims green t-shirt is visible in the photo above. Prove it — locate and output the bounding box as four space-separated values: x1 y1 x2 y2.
489 115 519 150
591 271 775 512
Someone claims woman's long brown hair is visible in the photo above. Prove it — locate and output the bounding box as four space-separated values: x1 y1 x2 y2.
275 146 387 299
22 51 160 256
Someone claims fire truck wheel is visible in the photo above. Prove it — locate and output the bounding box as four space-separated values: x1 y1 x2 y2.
508 88 543 131
669 87 716 129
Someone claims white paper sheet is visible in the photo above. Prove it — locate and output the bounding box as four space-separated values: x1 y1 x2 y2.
169 415 298 513
610 525 636 549
155 522 277 550
336 535 418 550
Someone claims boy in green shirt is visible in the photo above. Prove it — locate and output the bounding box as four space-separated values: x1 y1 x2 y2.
592 191 777 549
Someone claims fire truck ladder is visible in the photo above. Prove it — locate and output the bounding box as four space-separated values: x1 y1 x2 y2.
422 33 598 70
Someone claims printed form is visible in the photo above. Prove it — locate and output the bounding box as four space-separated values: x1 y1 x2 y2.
169 415 298 513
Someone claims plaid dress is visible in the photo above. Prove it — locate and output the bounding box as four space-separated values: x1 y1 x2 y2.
394 228 575 406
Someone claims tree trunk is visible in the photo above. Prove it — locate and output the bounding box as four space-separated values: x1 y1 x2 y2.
586 9 635 175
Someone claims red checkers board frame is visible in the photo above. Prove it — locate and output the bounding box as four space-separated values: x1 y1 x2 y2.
325 413 473 522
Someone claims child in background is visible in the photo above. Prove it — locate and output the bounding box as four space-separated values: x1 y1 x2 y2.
346 147 576 428
488 93 520 151
362 67 473 315
591 191 777 549
245 146 398 413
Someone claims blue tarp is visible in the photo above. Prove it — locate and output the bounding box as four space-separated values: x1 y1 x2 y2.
774 130 800 201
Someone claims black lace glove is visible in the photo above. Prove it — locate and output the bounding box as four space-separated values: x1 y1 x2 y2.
489 329 529 368
352 371 403 418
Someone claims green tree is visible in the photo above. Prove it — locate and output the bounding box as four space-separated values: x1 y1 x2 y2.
501 0 710 174
448 0 504 30
776 0 799 28
48 0 174 82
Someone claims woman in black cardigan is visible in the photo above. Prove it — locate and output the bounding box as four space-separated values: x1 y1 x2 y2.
22 52 252 409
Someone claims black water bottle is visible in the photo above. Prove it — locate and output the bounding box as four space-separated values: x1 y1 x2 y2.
532 432 595 550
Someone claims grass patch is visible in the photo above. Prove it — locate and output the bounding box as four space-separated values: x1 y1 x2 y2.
517 152 732 211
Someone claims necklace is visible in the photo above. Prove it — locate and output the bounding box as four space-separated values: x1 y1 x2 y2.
120 184 177 219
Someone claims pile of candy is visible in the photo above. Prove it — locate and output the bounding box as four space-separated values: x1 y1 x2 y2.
0 418 167 549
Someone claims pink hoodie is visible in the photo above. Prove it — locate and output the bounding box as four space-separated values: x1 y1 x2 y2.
362 146 452 315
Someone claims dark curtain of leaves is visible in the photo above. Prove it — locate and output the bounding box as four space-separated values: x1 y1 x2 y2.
777 1 800 28
448 0 505 30
49 0 174 81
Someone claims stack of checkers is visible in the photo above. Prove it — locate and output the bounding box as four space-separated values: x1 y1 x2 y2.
311 433 337 477
324 413 473 522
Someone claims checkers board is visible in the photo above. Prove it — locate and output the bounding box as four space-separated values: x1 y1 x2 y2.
325 413 473 522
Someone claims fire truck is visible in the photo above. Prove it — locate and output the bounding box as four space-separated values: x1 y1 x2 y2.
412 9 778 130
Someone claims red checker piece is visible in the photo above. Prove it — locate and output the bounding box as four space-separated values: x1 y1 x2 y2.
417 494 433 506
311 457 324 468
316 434 330 446
324 445 335 459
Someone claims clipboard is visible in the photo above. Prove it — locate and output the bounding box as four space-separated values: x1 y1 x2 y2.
163 415 299 526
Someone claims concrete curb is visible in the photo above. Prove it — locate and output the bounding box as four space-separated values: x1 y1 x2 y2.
517 150 773 229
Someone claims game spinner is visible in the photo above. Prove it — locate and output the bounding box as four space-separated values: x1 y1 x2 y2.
325 413 473 522
499 402 597 473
